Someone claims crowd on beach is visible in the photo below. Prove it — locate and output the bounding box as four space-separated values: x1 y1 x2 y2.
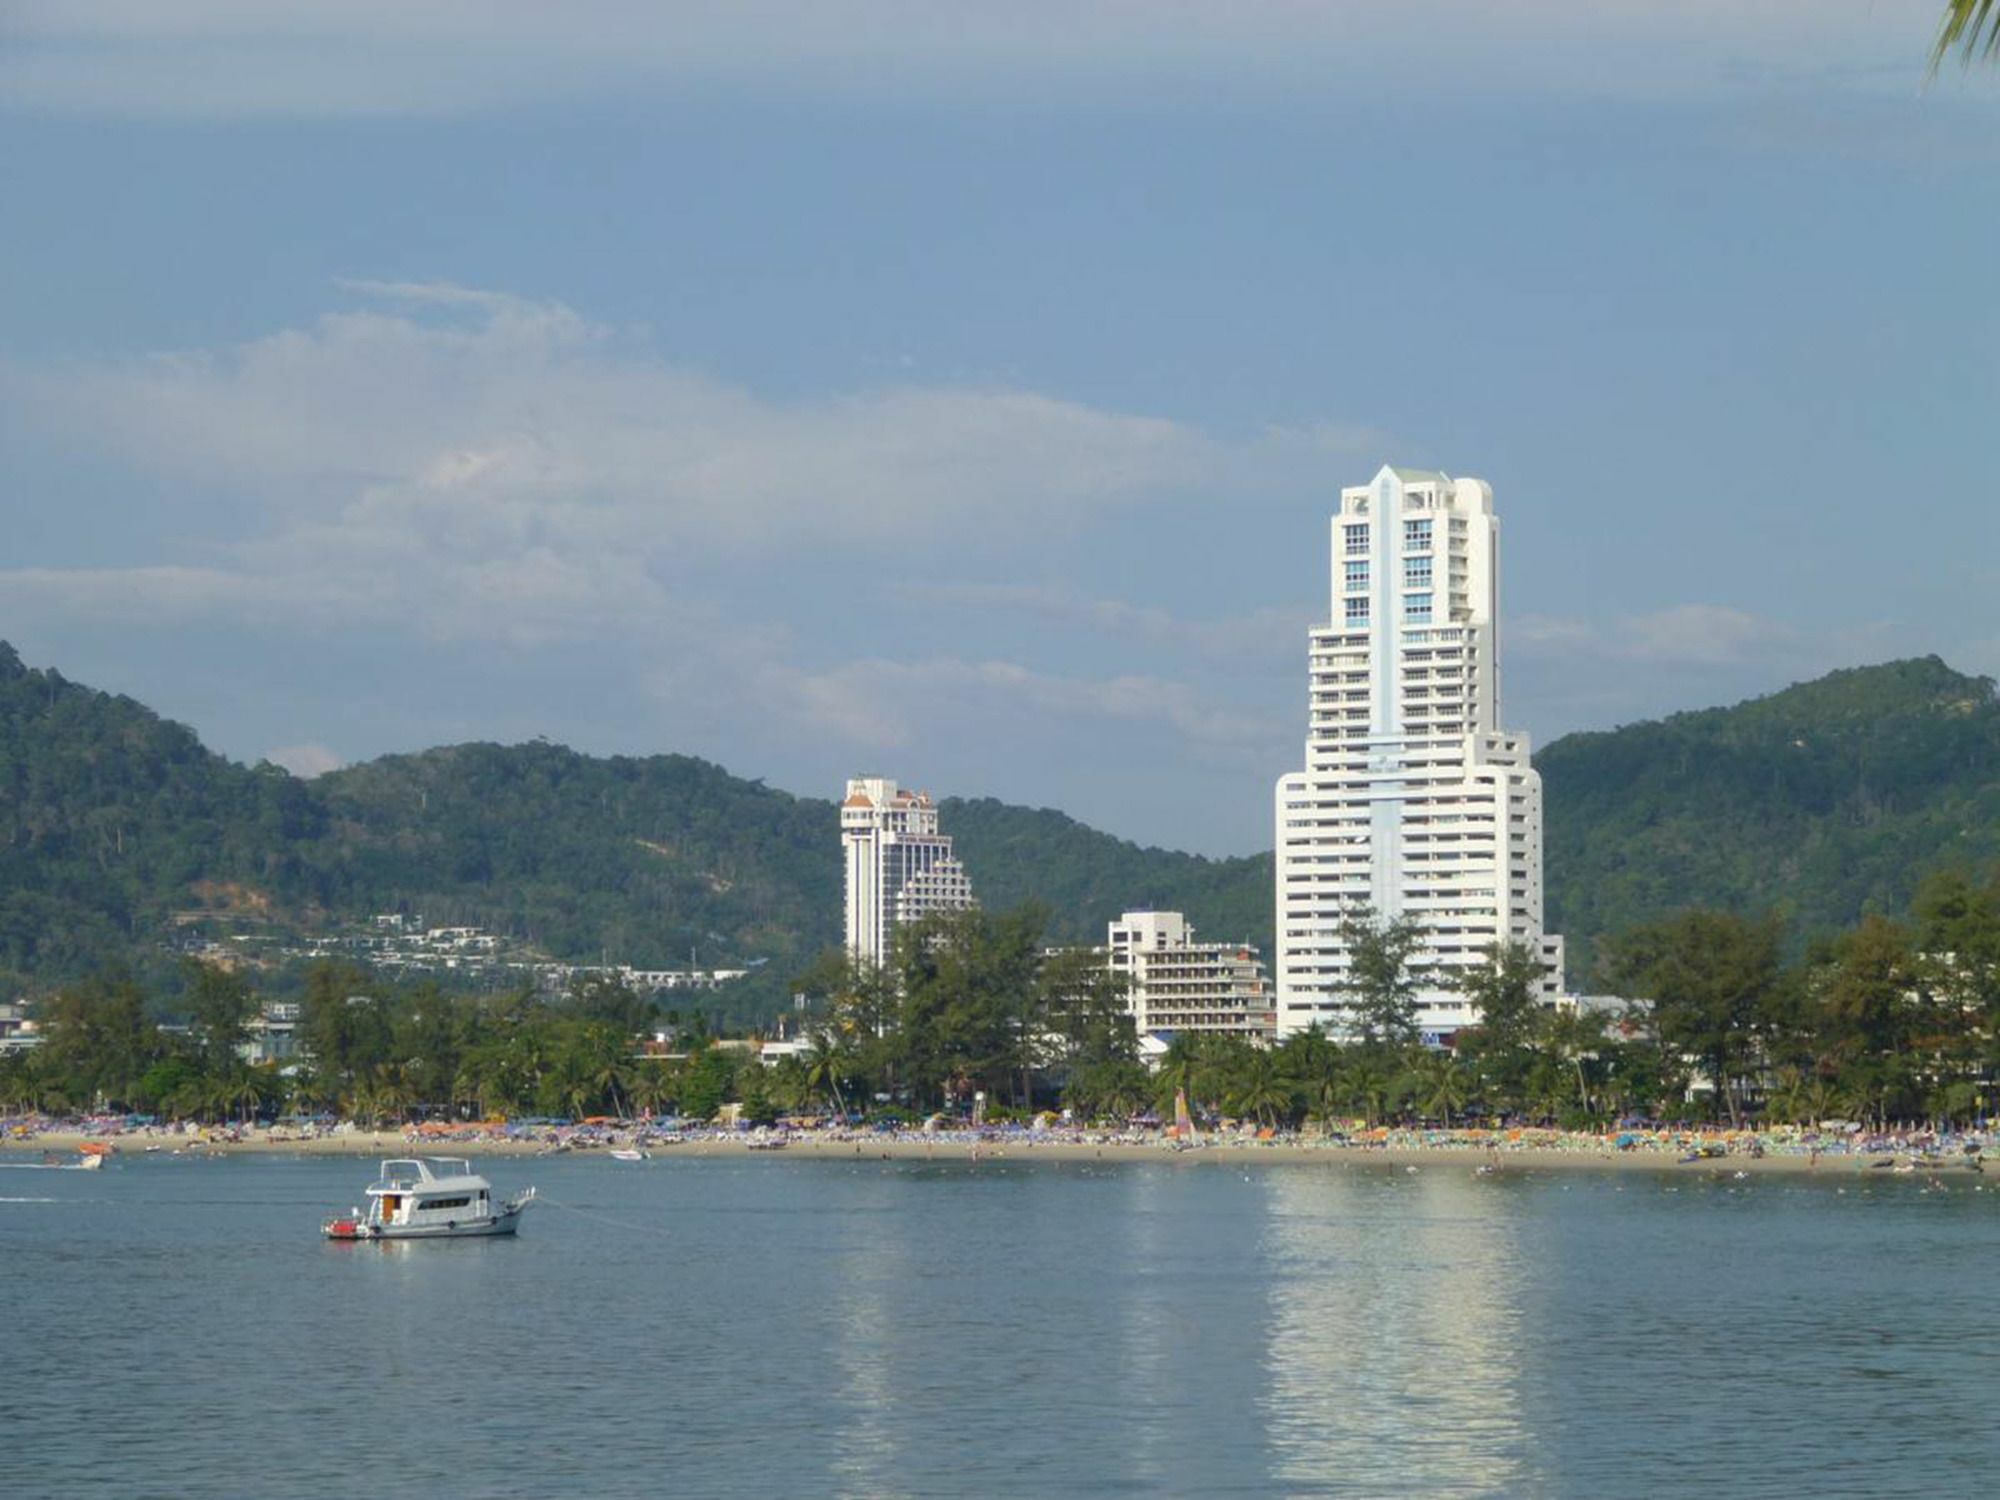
4 1109 1993 1172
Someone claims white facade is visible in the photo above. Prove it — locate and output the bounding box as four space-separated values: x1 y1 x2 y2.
842 777 977 967
1107 911 1276 1042
1274 465 1563 1039
237 1001 300 1066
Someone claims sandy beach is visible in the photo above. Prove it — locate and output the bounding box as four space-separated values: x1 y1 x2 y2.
5 1126 1981 1179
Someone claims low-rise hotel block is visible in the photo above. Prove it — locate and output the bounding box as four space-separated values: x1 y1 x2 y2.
1108 910 1276 1043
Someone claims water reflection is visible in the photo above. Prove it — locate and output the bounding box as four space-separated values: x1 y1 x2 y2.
1263 1168 1530 1497
1116 1164 1175 1489
829 1175 913 1500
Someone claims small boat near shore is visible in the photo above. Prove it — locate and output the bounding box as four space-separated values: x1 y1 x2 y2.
322 1157 535 1241
608 1147 649 1162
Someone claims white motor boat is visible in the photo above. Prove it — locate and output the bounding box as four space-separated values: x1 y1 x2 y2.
322 1157 535 1241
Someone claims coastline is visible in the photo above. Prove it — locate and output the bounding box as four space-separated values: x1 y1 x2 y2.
4 1128 1980 1179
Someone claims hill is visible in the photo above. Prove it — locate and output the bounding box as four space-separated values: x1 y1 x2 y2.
1538 655 2000 977
0 642 1272 1005
3 641 1995 1007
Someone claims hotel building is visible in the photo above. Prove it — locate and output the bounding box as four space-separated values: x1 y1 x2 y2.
1107 910 1276 1043
841 777 977 967
1273 465 1563 1038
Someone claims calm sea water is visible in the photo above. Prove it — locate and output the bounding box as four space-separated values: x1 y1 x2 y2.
3 1152 1995 1498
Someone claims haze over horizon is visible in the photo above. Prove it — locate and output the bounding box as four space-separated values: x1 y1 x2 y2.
4 2 1996 855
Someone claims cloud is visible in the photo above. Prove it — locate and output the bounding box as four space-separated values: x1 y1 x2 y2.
0 1 1949 119
901 581 1312 660
264 742 344 778
2 283 1209 646
1 283 1311 811
1515 603 1801 668
751 655 1284 754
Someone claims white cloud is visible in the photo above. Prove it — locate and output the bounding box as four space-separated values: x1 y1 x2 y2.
1 284 1307 797
0 1 1949 118
751 655 1284 754
2 284 1209 646
1515 603 1806 668
264 742 344 778
902 581 1312 660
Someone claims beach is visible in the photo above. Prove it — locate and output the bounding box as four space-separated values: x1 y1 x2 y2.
5 1122 1983 1179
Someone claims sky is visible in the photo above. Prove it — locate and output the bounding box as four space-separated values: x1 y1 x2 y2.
2 1 1996 856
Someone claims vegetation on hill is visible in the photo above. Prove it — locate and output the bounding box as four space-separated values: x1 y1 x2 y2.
942 797 1272 952
0 643 1270 1008
1539 656 2000 980
4 640 1997 1013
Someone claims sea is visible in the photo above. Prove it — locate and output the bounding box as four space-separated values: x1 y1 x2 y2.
2 1151 1995 1498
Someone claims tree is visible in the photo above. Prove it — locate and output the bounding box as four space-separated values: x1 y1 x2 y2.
1340 1054 1393 1128
1228 1049 1291 1127
1334 907 1430 1052
180 959 256 1068
1034 946 1137 1074
1602 911 1785 1126
1410 1051 1470 1128
802 1032 852 1118
678 1045 736 1123
1814 914 1932 1126
1456 942 1550 1114
883 906 1046 1111
300 962 390 1090
565 973 658 1036
628 1060 676 1119
37 970 160 1111
1538 1007 1608 1118
1277 1026 1344 1129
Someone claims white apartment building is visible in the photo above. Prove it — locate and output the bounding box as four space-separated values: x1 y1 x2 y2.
842 777 977 967
1107 911 1276 1042
1274 465 1563 1039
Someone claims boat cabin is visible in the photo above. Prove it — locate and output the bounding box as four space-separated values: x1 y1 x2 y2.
364 1157 495 1230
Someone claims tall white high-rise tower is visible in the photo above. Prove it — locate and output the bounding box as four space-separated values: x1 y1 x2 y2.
842 777 976 968
1274 465 1562 1038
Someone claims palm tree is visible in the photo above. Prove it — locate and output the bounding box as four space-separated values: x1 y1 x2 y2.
1540 1009 1604 1117
803 1033 851 1119
1934 2 2000 70
587 1046 634 1119
286 1069 338 1121
1341 1057 1391 1128
628 1061 675 1120
1412 1052 1470 1128
1153 1037 1200 1116
1767 1065 1808 1127
1279 1028 1344 1131
1230 1051 1290 1128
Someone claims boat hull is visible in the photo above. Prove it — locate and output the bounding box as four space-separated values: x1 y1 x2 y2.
324 1205 529 1241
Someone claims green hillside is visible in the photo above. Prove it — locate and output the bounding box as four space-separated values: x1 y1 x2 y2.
1539 655 2000 978
4 639 1996 1009
943 797 1272 951
0 642 1272 1000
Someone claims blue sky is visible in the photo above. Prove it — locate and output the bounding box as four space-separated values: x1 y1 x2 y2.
2 2 1996 854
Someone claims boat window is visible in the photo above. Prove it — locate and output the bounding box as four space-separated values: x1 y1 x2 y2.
420 1196 474 1210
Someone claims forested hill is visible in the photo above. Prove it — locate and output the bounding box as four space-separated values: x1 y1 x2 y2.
1539 655 2000 976
3 640 1995 1000
0 642 1268 993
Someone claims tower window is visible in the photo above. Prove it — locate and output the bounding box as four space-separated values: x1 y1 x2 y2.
1343 523 1369 554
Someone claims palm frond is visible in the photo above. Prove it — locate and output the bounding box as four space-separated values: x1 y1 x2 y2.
1932 0 2000 72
